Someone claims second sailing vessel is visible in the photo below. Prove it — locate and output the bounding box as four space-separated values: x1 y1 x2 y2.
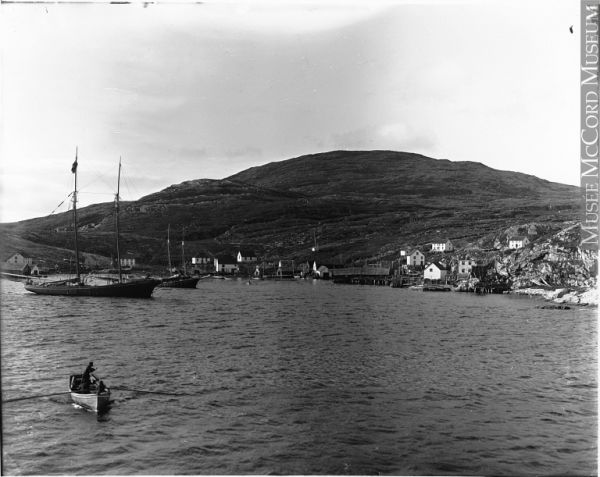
24 151 161 298
159 225 200 288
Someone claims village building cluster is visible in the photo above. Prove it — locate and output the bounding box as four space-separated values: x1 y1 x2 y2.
2 234 533 285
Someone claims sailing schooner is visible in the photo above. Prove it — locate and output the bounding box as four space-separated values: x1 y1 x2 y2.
159 225 200 288
24 150 161 298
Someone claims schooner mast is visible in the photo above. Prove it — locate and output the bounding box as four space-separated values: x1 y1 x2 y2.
115 158 123 283
71 147 81 283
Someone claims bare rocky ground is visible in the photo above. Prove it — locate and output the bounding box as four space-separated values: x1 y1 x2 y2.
475 222 597 306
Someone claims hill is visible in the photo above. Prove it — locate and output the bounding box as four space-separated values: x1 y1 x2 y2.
0 150 581 268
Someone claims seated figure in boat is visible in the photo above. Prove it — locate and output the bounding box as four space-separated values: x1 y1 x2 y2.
81 361 95 393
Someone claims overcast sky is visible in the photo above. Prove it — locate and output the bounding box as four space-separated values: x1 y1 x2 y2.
0 0 579 222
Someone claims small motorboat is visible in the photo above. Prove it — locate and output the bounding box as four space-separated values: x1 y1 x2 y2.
69 374 111 412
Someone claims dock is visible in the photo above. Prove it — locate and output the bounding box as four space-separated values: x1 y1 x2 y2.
331 265 391 286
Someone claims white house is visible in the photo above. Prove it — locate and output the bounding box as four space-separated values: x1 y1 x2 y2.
508 236 530 249
457 258 478 275
214 255 238 274
31 263 50 276
192 255 214 273
424 262 449 282
4 252 33 268
237 250 257 263
406 249 425 267
120 255 136 269
192 256 212 265
3 252 33 273
431 239 454 252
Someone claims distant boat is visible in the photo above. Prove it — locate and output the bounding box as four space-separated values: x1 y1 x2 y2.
160 274 200 288
159 225 200 289
24 151 161 298
69 374 110 413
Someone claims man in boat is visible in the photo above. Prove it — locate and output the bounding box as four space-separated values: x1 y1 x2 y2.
97 380 107 395
81 361 95 393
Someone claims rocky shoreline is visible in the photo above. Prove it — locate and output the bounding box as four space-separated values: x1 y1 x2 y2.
511 287 598 306
455 222 598 307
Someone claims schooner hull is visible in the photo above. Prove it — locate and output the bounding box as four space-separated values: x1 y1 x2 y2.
25 278 161 298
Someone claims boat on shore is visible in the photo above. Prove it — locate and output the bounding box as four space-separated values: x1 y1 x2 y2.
24 151 161 298
69 374 110 412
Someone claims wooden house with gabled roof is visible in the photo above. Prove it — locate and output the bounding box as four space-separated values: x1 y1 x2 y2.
430 239 454 252
507 236 530 249
424 261 449 282
214 255 238 274
2 251 33 274
406 249 425 267
237 250 257 263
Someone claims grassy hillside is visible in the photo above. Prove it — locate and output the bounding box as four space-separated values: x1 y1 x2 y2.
0 150 580 267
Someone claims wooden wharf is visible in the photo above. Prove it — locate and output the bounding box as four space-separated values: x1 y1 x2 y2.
331 265 391 286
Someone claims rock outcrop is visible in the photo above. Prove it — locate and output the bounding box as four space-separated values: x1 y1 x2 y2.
480 222 597 305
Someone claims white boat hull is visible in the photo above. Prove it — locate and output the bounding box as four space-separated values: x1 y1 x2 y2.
70 391 111 412
69 374 110 412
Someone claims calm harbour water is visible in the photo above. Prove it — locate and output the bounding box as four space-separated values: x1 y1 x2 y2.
1 278 597 475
